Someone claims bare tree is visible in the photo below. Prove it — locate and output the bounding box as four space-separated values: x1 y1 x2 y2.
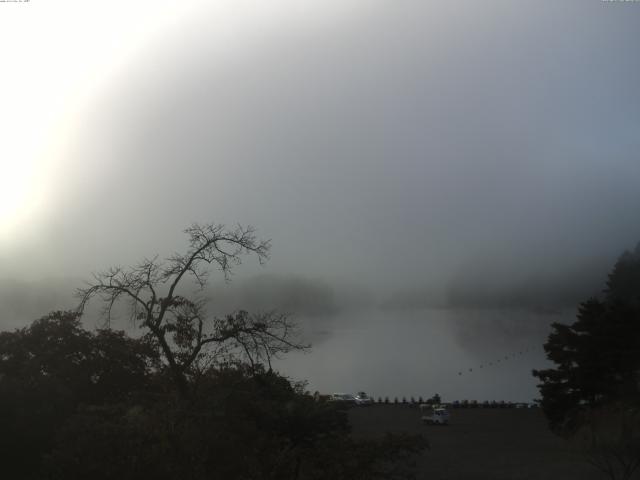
77 223 308 397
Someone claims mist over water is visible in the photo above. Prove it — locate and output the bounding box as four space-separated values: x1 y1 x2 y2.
278 307 555 403
0 269 597 402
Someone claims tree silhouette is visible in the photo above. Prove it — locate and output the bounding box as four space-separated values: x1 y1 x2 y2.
534 244 640 434
77 223 308 397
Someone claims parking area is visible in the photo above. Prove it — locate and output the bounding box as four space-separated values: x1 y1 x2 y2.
348 405 601 480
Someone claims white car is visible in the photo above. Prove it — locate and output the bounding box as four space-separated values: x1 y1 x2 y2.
422 407 450 425
354 391 374 406
329 393 357 404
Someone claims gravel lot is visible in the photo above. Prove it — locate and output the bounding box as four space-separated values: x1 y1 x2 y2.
348 405 602 480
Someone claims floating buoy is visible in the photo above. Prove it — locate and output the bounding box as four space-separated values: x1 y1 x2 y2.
455 344 542 379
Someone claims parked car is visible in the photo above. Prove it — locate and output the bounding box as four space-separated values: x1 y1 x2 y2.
354 391 374 406
329 393 357 405
422 407 450 425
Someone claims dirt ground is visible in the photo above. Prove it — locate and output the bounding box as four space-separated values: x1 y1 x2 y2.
348 405 603 480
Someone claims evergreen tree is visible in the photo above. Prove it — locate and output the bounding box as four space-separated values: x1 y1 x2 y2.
533 244 640 434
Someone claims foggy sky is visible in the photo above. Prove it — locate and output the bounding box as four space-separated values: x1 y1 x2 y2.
1 1 639 400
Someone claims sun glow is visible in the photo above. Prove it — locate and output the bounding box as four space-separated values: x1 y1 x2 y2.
0 0 364 244
0 0 188 242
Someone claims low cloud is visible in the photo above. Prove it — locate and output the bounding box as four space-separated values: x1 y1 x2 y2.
445 266 608 314
0 273 362 338
0 277 79 330
208 274 340 318
207 274 375 345
382 255 611 315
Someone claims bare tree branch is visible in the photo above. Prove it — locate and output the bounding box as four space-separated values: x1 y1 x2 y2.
76 222 303 399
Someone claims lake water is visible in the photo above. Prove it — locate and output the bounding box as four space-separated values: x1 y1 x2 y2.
276 307 566 403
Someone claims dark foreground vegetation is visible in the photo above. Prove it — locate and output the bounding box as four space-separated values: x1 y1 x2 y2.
0 311 426 479
0 224 426 479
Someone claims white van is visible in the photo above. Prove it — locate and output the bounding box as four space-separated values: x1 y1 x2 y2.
421 407 450 425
